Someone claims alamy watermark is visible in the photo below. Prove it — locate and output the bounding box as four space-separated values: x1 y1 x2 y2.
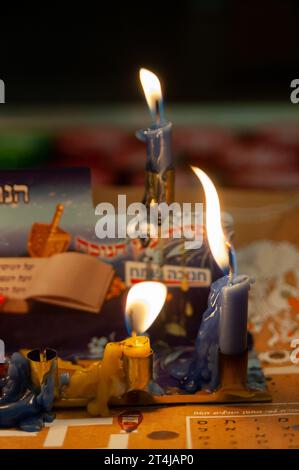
0 339 5 363
0 79 5 103
290 79 299 104
95 195 204 249
290 338 299 364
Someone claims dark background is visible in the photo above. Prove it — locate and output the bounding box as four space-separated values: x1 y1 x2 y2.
1 0 299 105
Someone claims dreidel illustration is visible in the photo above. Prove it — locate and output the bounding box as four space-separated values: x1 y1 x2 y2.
27 204 71 257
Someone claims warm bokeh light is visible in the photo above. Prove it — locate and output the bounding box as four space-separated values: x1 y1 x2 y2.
191 166 229 271
139 68 163 115
125 281 167 334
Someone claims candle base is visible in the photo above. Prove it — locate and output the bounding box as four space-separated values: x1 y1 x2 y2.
143 168 174 206
164 168 175 205
108 348 271 407
219 349 248 391
143 171 158 207
53 348 271 410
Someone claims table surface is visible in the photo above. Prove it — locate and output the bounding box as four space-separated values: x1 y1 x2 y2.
0 376 298 449
0 349 298 449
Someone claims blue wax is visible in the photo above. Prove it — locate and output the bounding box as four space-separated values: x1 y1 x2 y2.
182 276 228 392
0 353 55 431
182 274 250 392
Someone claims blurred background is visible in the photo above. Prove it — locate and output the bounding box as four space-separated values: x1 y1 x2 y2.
1 1 299 189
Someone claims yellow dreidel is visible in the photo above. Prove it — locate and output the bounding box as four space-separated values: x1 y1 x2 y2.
27 204 71 257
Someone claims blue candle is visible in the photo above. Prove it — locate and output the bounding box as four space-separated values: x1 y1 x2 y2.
219 274 250 355
190 167 250 363
137 122 173 202
182 272 251 392
137 68 174 204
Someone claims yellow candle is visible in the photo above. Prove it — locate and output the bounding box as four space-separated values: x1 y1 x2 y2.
86 334 152 415
121 333 151 358
88 281 166 415
121 334 152 392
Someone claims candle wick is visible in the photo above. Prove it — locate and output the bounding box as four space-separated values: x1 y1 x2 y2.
226 241 235 285
155 99 160 126
131 330 139 346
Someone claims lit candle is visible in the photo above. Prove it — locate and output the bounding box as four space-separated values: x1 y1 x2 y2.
192 166 249 356
123 281 167 392
88 281 167 416
137 68 174 205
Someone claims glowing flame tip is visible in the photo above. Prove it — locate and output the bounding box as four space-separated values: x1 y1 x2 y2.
125 281 167 335
139 68 163 116
192 165 229 272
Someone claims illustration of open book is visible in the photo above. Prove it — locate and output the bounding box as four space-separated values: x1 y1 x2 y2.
0 253 114 313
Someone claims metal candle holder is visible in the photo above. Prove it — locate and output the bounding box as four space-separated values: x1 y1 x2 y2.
111 349 271 407
143 168 175 207
27 348 59 398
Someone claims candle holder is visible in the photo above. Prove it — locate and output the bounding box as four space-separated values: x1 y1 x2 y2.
142 167 175 207
137 121 174 206
54 339 155 413
109 348 271 407
53 272 271 412
219 350 248 392
38 342 271 414
143 171 158 207
164 168 175 205
27 348 59 398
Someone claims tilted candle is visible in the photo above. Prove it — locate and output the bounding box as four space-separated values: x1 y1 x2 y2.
191 167 249 356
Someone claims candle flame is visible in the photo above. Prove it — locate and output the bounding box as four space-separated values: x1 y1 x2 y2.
139 68 163 116
191 166 229 271
125 281 167 335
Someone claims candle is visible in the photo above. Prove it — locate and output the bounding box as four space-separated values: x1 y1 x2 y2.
122 334 151 358
191 167 249 356
137 68 174 206
121 334 152 393
219 275 250 355
182 167 251 393
87 281 167 416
